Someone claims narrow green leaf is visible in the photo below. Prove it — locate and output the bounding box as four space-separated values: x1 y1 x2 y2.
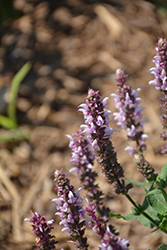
0 128 29 143
109 213 123 219
157 244 167 250
146 189 167 215
110 211 139 221
7 62 32 123
125 177 151 187
0 115 17 129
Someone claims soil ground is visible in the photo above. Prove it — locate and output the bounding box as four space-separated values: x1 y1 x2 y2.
0 0 167 249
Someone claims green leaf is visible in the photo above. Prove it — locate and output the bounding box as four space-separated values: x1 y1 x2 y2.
0 115 17 129
125 177 152 187
109 212 139 221
142 182 156 210
109 213 123 219
146 189 167 215
122 213 139 221
137 210 156 229
161 163 167 175
0 128 29 143
7 62 32 123
156 244 167 250
142 196 149 210
156 164 167 188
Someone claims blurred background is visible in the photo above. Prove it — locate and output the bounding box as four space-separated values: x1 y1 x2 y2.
0 0 167 249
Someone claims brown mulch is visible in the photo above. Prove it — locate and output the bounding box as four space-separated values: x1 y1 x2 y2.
0 0 167 249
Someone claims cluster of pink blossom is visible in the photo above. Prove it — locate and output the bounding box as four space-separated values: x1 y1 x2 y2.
110 69 157 181
67 129 110 222
52 169 89 250
24 212 57 250
79 89 132 195
149 37 167 154
149 37 167 91
111 69 148 153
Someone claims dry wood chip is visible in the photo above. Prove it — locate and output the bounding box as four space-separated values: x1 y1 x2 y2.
17 97 32 112
94 5 123 40
98 51 122 70
18 15 33 34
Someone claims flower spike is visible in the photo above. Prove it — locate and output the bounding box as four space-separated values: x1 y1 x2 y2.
149 38 167 154
25 211 57 250
79 88 132 194
112 69 157 181
67 129 111 224
112 69 148 152
52 169 89 250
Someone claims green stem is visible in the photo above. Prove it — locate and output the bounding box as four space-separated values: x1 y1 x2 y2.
125 193 167 234
116 178 167 234
125 194 156 225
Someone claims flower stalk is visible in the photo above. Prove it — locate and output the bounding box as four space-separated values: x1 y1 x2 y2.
24 211 57 250
52 169 89 250
67 129 110 223
149 37 167 154
112 69 148 153
79 88 132 195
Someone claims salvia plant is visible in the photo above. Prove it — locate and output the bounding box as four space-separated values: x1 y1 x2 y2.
25 38 167 250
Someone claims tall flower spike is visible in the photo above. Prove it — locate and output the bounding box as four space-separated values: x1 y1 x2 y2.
79 89 132 195
24 211 57 250
112 69 157 181
149 38 167 91
66 130 96 201
67 129 110 222
52 169 89 250
149 37 167 154
111 69 148 152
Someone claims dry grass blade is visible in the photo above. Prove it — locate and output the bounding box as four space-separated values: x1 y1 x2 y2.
0 166 21 242
20 154 57 219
